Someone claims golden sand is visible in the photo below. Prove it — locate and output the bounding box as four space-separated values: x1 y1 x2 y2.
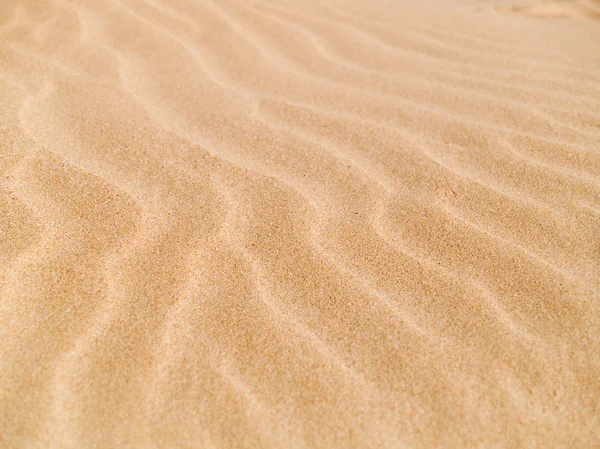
1 0 599 447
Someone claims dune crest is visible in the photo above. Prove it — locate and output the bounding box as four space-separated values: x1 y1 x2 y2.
1 0 599 448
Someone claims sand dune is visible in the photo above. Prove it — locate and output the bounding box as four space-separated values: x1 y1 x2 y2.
1 0 599 447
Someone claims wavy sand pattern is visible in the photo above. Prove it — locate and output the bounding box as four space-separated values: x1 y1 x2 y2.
497 0 600 19
1 0 599 447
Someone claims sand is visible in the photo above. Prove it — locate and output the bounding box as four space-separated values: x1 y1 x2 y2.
1 0 599 447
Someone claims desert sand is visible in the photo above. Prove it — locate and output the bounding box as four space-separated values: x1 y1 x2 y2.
1 0 599 447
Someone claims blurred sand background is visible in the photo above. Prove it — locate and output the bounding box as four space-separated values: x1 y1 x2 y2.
1 0 599 447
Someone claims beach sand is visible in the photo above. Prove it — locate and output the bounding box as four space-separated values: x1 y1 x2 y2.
1 0 599 447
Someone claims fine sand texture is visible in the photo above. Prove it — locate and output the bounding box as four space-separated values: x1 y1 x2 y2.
1 0 599 448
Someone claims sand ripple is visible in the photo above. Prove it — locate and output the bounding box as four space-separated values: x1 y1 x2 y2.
1 0 599 447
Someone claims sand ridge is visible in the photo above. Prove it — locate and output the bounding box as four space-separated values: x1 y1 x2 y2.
497 0 600 20
1 0 599 448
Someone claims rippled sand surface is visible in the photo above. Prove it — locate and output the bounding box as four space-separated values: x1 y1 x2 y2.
1 0 599 447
